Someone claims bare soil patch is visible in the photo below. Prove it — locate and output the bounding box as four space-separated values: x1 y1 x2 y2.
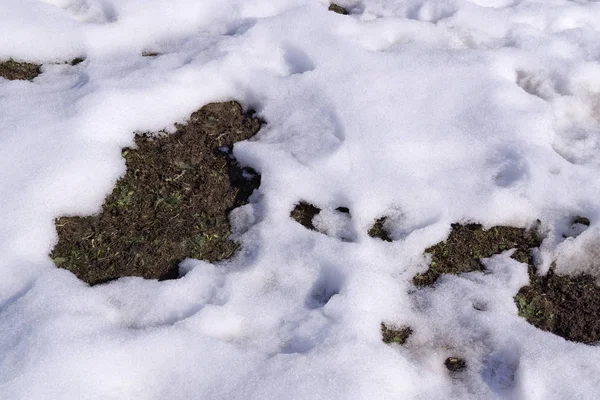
0 59 41 81
413 223 540 286
51 101 262 285
328 4 348 14
290 201 321 230
368 216 392 242
381 322 412 345
516 268 600 343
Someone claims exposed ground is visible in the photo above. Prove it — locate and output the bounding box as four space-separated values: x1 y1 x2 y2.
51 101 262 285
515 267 600 343
368 216 392 242
328 4 348 15
290 201 321 230
413 223 540 286
0 59 41 80
381 323 412 345
412 222 600 344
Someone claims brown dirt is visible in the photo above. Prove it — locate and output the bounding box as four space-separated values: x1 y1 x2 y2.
51 101 262 285
328 4 348 14
290 201 321 230
0 59 41 81
515 268 600 343
381 322 412 345
413 223 540 286
368 216 392 242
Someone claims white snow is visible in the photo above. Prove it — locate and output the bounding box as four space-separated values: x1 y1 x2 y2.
2 0 600 398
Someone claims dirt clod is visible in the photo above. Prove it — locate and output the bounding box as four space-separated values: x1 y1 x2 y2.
445 357 466 372
381 323 412 345
328 4 349 15
290 202 321 230
368 216 392 242
0 59 41 81
51 101 262 285
413 223 540 286
515 268 600 344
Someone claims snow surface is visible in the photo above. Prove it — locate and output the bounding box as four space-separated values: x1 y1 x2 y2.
2 0 600 398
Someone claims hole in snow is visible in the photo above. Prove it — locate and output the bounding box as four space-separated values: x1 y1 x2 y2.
306 266 344 308
562 215 590 239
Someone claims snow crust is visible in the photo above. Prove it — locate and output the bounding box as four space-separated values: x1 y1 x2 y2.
2 0 600 398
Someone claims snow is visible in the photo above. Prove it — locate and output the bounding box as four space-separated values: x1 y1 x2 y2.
2 0 600 398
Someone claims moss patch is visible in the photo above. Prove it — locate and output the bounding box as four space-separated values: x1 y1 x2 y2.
515 268 600 343
414 223 540 286
51 101 262 285
0 59 41 81
290 201 321 230
368 216 392 242
381 322 412 344
328 4 349 14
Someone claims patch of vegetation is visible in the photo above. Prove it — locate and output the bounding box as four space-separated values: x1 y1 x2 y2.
290 201 321 230
328 4 348 14
413 223 540 286
51 101 262 285
0 59 41 81
381 322 412 344
368 216 392 242
515 268 600 344
445 357 466 372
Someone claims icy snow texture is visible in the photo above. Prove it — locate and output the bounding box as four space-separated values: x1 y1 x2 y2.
2 0 600 398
